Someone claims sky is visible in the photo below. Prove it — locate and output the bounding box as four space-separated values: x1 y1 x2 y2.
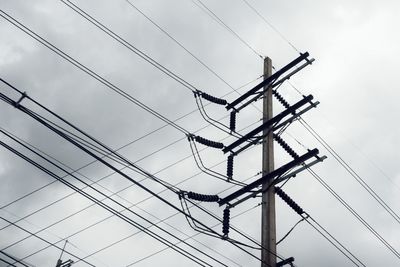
0 0 400 266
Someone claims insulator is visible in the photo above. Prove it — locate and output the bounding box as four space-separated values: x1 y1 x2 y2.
273 134 299 159
227 155 234 179
272 90 290 109
187 191 219 202
201 92 227 106
222 207 230 237
275 187 304 215
229 111 236 132
195 135 224 149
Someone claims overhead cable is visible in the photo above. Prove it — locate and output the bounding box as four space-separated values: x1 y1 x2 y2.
0 89 268 265
0 10 190 135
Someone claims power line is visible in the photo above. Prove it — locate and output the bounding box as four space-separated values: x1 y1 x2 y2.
126 202 261 266
240 0 300 53
0 140 221 267
283 127 400 261
307 167 400 260
192 0 263 59
0 216 96 267
0 10 190 136
124 0 242 94
0 118 261 265
276 217 305 246
0 91 269 265
59 0 197 94
0 251 30 267
0 258 18 267
0 75 262 212
0 134 230 267
275 187 366 266
0 78 263 261
62 0 259 136
299 118 400 226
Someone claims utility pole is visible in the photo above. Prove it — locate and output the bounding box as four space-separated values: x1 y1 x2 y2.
261 57 276 267
184 52 317 266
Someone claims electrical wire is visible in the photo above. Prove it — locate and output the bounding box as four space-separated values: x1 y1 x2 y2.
0 90 268 265
60 0 196 93
0 251 30 267
0 74 262 212
276 217 306 246
301 214 365 267
0 133 231 267
0 9 190 136
299 118 400 226
127 202 261 266
283 129 400 261
0 258 18 267
60 0 253 137
194 94 243 137
0 78 266 265
124 0 253 100
0 140 220 267
307 168 400 260
276 189 366 266
192 0 263 59
0 118 260 262
0 216 96 267
240 0 300 53
0 118 264 257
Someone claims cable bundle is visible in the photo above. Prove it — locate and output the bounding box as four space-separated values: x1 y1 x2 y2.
200 92 227 105
275 187 304 215
186 192 219 202
194 135 224 149
273 134 299 159
222 208 230 237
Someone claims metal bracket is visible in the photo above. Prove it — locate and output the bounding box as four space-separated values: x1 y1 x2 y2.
218 149 318 206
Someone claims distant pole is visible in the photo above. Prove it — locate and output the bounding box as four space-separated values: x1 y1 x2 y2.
261 57 276 267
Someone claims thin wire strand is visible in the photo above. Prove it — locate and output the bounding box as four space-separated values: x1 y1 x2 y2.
240 0 300 53
276 217 306 246
192 0 263 59
0 118 259 259
307 168 400 260
302 214 365 267
0 141 217 267
124 0 251 98
0 217 96 267
127 202 261 266
0 75 262 211
0 251 30 267
60 0 196 93
299 118 400 225
0 92 268 265
0 10 189 135
0 132 229 267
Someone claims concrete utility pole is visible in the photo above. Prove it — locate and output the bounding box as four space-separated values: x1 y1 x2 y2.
261 57 276 267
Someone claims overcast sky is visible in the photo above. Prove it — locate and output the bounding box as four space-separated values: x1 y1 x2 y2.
1 0 400 266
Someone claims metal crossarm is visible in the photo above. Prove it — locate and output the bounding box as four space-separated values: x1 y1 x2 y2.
226 52 309 110
223 95 313 154
218 149 318 206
